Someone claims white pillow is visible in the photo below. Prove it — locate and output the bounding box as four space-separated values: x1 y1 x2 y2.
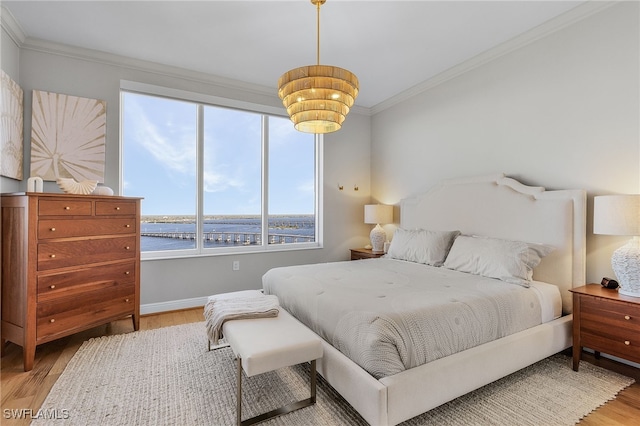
442 235 554 287
386 228 460 266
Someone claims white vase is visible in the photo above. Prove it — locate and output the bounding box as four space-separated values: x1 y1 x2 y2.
369 224 386 253
611 236 640 297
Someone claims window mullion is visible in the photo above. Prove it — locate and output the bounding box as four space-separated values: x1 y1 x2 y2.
261 115 269 248
196 104 205 252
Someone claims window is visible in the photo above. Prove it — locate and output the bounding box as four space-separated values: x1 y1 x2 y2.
120 82 321 258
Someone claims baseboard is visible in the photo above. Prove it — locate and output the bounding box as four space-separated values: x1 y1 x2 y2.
140 296 207 315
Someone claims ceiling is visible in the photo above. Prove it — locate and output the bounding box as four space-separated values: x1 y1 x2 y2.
3 0 587 109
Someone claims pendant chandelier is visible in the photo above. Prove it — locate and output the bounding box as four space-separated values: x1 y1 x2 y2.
277 0 359 134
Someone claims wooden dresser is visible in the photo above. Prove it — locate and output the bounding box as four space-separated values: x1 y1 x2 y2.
1 193 142 371
570 284 640 371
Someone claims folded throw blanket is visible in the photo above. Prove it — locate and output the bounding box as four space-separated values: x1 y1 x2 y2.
204 290 280 345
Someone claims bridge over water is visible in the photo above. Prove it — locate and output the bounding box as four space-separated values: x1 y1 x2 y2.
140 231 314 245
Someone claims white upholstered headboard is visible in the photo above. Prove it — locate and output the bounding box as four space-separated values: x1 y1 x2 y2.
400 173 586 314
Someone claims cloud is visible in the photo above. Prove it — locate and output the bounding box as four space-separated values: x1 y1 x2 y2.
203 168 244 193
125 98 196 176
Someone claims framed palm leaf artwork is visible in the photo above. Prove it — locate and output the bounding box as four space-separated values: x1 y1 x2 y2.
30 90 106 181
1 69 24 180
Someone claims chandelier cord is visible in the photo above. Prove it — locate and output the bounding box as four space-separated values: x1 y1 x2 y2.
316 1 321 65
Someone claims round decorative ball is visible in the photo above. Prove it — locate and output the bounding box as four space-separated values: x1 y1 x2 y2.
92 184 114 196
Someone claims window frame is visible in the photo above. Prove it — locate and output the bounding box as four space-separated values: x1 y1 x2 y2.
119 80 323 260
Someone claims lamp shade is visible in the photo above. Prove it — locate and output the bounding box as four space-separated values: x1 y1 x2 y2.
593 194 640 297
364 204 393 225
594 195 640 236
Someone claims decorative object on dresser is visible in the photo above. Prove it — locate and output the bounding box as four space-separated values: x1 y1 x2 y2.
570 284 640 371
364 204 393 253
350 247 386 261
0 192 142 371
593 195 640 297
56 177 99 195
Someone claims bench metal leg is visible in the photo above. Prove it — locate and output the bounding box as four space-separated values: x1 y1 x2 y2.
236 359 317 426
208 340 230 351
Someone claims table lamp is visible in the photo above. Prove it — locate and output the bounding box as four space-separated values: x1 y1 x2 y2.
593 195 640 297
364 204 393 253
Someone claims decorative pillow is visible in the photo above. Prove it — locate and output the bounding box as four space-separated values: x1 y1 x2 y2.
442 235 554 287
386 228 460 266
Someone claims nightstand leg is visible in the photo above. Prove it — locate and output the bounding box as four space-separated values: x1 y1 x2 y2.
572 346 580 371
594 351 601 359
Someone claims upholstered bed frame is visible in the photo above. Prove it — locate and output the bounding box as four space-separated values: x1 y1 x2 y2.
310 173 586 426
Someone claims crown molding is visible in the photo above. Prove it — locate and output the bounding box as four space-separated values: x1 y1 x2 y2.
370 0 619 115
17 36 372 116
21 37 282 101
0 5 26 46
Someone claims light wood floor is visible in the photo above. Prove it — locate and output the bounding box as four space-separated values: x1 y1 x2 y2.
2 308 639 425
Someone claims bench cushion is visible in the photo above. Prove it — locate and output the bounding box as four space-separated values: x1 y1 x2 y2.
223 309 323 376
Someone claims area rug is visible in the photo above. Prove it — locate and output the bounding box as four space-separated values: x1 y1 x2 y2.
33 322 634 426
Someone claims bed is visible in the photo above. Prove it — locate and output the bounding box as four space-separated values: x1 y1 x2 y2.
262 173 586 426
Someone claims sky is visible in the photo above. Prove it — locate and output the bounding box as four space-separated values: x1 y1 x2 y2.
121 92 315 216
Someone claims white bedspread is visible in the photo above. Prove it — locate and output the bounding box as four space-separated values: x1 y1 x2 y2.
263 258 559 379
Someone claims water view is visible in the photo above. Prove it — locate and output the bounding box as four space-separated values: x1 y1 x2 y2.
140 215 315 251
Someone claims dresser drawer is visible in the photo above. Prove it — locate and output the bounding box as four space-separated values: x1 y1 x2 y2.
39 218 137 239
36 284 135 341
37 261 136 302
96 200 137 216
38 236 137 271
39 199 92 216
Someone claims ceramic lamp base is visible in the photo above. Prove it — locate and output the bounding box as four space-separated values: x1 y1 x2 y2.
370 224 386 253
612 237 640 298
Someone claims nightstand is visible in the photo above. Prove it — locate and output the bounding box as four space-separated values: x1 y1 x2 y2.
570 284 640 371
350 248 386 260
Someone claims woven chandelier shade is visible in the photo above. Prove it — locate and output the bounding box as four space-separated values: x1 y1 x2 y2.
277 0 359 134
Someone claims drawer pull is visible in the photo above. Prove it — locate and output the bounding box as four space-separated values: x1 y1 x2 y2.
64 206 70 210
50 227 56 232
625 341 630 346
50 254 56 258
125 246 130 250
125 224 131 228
50 319 55 323
116 207 121 211
125 298 130 303
624 315 631 320
50 285 56 289
125 271 130 275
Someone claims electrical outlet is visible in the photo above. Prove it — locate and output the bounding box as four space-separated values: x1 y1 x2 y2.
232 260 240 271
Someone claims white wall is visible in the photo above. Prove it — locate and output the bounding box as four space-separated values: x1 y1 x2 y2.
10 43 371 311
371 2 639 285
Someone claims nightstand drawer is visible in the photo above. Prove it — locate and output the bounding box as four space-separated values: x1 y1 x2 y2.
37 236 137 271
38 218 137 239
37 261 136 302
580 297 640 333
581 332 640 364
